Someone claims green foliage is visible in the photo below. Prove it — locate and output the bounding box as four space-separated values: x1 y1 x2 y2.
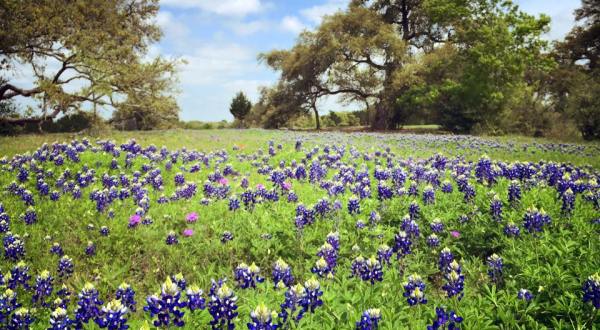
0 0 181 128
0 130 598 328
229 91 252 122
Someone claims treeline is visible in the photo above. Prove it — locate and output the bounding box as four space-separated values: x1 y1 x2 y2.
245 0 600 140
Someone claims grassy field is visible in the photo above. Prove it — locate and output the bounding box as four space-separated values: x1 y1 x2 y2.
0 129 598 329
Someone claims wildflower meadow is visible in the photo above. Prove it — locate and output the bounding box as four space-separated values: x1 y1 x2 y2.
0 129 598 329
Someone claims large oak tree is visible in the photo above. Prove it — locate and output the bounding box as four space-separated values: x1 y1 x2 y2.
0 0 180 129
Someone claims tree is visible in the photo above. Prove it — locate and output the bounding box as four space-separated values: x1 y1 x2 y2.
548 0 600 140
261 0 550 132
328 111 342 127
0 0 181 128
229 91 252 126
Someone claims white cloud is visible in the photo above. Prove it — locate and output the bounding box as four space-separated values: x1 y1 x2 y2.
300 0 348 25
280 16 305 34
161 0 265 17
155 11 190 46
228 19 270 36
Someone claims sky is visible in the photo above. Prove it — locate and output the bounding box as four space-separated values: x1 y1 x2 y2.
8 0 583 121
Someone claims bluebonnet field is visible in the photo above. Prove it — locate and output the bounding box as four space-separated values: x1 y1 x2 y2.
0 129 599 329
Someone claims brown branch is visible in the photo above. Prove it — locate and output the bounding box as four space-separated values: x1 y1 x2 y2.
0 84 43 100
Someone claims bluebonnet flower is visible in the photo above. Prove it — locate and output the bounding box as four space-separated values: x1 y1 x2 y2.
10 307 34 329
287 191 298 203
49 307 72 330
442 260 464 300
3 233 25 261
50 242 65 257
221 231 234 244
0 289 20 325
85 241 96 256
32 270 53 307
315 242 338 276
311 257 333 279
350 256 366 278
235 263 265 289
475 155 496 185
401 215 420 238
356 256 384 285
523 207 551 234
174 173 185 186
377 244 393 266
408 182 419 196
403 274 427 306
430 219 444 233
144 277 186 327
503 222 520 237
186 285 205 311
171 273 187 291
8 261 31 290
427 307 463 330
326 232 340 251
94 299 129 330
427 234 440 248
463 184 475 203
299 277 323 316
75 283 104 327
441 180 453 193
408 201 420 219
21 206 37 225
247 303 278 330
582 273 600 309
561 188 575 215
50 190 61 201
508 180 521 205
517 289 533 302
100 226 110 236
58 256 74 278
393 231 412 258
56 284 71 308
229 196 241 211
356 220 366 229
278 284 303 323
490 194 503 222
348 196 361 215
272 258 294 289
355 308 381 330
369 211 380 225
166 231 178 245
438 248 454 272
423 185 435 205
314 198 332 217
377 182 393 200
0 213 10 233
486 254 503 283
208 279 238 329
115 283 136 312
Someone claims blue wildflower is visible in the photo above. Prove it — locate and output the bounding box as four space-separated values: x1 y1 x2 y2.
355 308 381 330
403 274 427 306
247 303 278 330
208 279 238 329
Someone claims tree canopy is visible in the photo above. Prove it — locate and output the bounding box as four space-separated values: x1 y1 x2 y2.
258 0 552 132
229 91 252 124
0 0 181 129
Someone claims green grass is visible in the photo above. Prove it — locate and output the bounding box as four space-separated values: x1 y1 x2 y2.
0 129 598 329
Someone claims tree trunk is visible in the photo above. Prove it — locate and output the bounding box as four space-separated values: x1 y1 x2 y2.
313 105 320 130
